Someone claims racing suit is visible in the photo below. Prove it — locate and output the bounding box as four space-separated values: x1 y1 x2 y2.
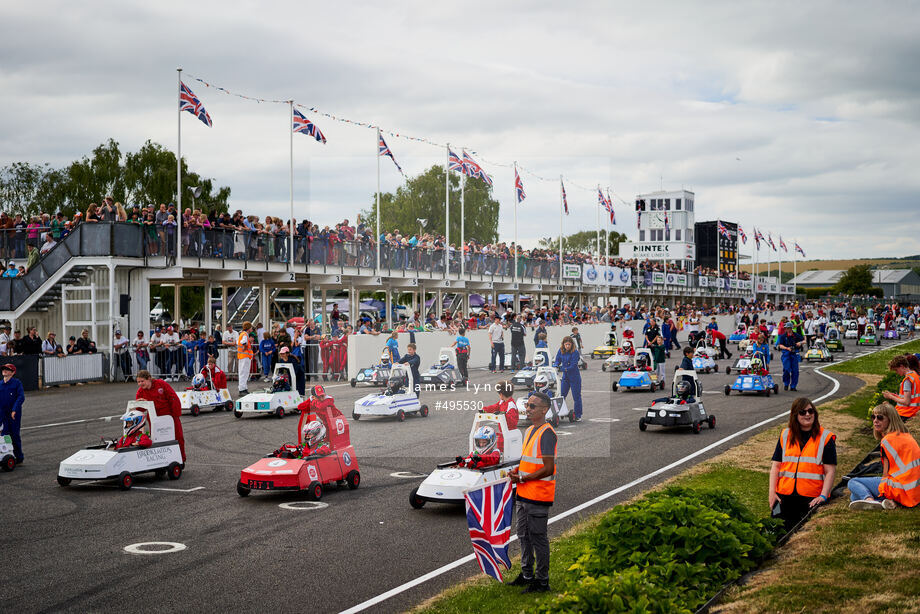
200 365 228 390
299 441 331 458
457 449 501 469
116 433 152 449
136 379 185 462
482 397 519 429
554 349 583 420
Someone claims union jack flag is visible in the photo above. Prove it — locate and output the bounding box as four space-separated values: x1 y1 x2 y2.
463 151 493 186
795 243 806 257
767 233 777 251
514 169 526 204
664 211 669 233
378 133 404 175
562 180 569 215
464 479 515 582
292 108 326 143
779 236 788 252
637 209 641 229
607 190 616 225
179 82 212 127
717 221 730 238
738 226 748 244
754 227 761 249
448 149 465 174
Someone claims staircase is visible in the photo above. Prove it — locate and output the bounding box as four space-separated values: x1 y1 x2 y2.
227 287 259 327
29 266 95 313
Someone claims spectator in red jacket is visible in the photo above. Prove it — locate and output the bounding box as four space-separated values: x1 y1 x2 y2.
708 328 732 360
135 370 185 463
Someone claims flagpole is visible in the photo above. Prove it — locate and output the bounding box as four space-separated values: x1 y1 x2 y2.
794 239 798 297
558 175 563 286
595 185 601 265
176 67 182 269
460 150 466 277
288 101 294 270
376 128 381 275
605 187 611 276
513 161 518 283
445 144 450 280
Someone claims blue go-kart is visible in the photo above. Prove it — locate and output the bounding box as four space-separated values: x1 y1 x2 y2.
728 324 748 344
724 352 779 397
612 349 665 392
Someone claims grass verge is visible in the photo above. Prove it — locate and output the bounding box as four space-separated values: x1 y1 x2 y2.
415 344 920 614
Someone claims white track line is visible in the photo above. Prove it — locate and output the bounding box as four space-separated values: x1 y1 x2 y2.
338 344 888 614
23 415 122 431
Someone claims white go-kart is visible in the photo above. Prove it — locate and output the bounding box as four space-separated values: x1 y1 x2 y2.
602 341 635 372
234 363 303 419
353 363 429 422
1 434 16 472
409 411 522 508
516 368 572 426
178 374 234 416
419 347 466 390
57 401 183 490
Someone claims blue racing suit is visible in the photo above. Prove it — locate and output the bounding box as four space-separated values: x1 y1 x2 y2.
777 332 804 389
554 349 583 419
0 375 25 462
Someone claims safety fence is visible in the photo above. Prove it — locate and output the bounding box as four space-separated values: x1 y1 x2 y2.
41 353 107 387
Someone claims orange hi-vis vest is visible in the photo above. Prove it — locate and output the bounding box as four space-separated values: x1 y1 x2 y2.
517 422 556 503
880 432 920 508
895 371 920 418
777 426 835 498
237 331 253 360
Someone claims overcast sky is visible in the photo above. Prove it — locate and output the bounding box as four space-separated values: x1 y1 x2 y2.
2 1 918 259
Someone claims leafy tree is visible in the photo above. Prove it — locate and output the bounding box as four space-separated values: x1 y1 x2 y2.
0 162 49 217
539 230 628 254
833 264 875 295
362 165 500 244
124 140 230 213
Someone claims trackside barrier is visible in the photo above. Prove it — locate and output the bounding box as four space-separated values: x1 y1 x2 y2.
42 353 106 387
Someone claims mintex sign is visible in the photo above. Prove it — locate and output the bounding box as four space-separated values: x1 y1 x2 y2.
621 242 695 261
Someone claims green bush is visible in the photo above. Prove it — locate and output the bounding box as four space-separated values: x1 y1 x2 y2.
541 487 779 613
538 570 690 614
867 372 902 420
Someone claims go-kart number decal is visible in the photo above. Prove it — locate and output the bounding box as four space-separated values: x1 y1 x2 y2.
335 419 345 435
307 465 318 481
440 471 462 481
342 452 352 466
268 459 288 467
220 390 232 400
248 479 274 489
76 453 96 461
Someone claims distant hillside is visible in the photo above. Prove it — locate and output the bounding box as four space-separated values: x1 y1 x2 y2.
741 258 920 276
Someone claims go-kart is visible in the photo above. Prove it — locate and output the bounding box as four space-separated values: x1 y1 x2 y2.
419 347 466 390
237 396 360 500
725 347 754 375
728 325 748 344
825 327 845 352
844 321 859 340
178 376 234 416
511 349 551 389
409 411 522 508
591 331 619 359
613 348 664 392
234 363 303 419
515 367 571 426
57 401 183 489
725 352 779 396
640 370 713 434
602 340 635 372
897 319 910 335
353 363 429 422
857 324 881 346
881 326 901 340
350 351 393 388
691 340 718 374
805 340 834 362
1 434 16 472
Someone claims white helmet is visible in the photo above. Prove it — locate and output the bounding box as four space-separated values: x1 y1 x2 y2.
533 354 546 367
121 409 146 437
533 373 550 393
380 351 391 365
439 353 450 366
192 374 206 390
301 420 326 448
473 426 497 455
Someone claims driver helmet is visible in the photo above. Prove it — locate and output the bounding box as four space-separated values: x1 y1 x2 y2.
750 357 763 371
623 340 633 351
301 420 326 448
272 372 291 392
439 353 450 367
121 409 146 437
676 380 692 400
191 373 207 390
635 353 649 369
533 354 546 367
380 351 390 365
473 425 497 455
311 384 326 399
533 373 550 394
387 375 404 393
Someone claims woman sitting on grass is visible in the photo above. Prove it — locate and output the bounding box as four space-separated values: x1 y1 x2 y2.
849 403 920 510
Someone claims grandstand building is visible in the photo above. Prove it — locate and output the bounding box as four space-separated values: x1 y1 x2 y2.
789 269 920 299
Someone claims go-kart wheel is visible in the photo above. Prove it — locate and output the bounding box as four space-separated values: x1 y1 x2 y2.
276 407 285 419
708 416 716 429
3 456 15 472
234 409 243 419
397 409 406 422
225 400 234 412
551 415 560 428
830 355 835 362
612 382 618 392
639 418 647 431
308 481 323 501
190 404 200 417
773 384 779 394
660 381 666 390
236 482 250 497
420 405 429 418
581 362 587 370
119 471 133 490
601 363 607 372
765 387 771 397
167 462 182 480
725 366 731 375
724 385 730 396
568 411 576 423
56 475 71 486
350 378 357 388
705 367 711 374
154 468 167 478
409 486 426 509
346 470 360 489
352 411 360 421
692 421 701 434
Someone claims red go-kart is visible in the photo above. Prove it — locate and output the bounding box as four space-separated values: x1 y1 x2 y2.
236 396 360 500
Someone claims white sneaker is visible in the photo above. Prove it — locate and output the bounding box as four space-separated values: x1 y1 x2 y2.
882 499 897 510
849 499 884 511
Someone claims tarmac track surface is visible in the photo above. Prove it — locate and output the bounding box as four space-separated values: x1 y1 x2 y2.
1 340 877 613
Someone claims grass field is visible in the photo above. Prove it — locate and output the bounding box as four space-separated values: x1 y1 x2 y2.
741 258 920 276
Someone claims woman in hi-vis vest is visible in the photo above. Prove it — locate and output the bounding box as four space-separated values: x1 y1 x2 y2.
849 403 920 510
768 398 837 531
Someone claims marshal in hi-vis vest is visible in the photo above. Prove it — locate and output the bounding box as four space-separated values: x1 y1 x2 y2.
777 426 835 498
517 422 557 504
879 432 920 508
895 371 920 418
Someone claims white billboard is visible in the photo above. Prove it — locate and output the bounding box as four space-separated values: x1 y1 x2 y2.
621 242 695 261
